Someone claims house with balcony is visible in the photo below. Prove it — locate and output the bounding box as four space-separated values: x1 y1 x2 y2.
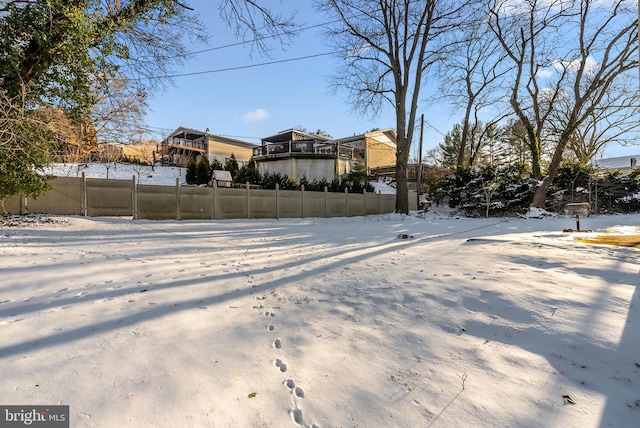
252 128 397 182
160 127 258 167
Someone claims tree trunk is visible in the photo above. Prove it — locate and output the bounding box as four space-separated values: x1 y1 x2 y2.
394 82 411 214
457 102 473 167
531 128 573 208
394 137 410 214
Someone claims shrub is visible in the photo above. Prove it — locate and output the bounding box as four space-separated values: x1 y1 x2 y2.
431 164 534 217
234 160 261 184
260 172 296 190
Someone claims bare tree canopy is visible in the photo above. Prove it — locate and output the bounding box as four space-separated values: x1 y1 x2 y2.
435 6 511 168
488 0 639 207
218 0 300 55
316 0 479 214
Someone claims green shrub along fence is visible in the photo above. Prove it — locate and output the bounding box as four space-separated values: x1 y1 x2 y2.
3 174 410 220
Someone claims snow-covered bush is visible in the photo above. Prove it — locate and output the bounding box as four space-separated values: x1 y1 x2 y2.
429 164 535 217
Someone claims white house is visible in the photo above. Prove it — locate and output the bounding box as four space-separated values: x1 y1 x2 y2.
251 128 397 182
592 154 640 173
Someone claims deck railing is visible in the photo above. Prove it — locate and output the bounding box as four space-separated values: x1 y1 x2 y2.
253 141 364 160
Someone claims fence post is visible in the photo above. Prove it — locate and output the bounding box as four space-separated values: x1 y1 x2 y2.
345 188 349 217
378 190 382 214
301 184 305 218
212 180 217 220
175 177 181 220
275 183 280 220
363 189 366 216
324 186 328 218
81 172 88 216
132 175 137 220
246 181 251 219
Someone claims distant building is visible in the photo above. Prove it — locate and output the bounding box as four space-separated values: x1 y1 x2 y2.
160 127 258 167
592 154 640 173
252 128 397 182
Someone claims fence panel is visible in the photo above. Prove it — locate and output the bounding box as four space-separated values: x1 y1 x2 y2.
87 178 132 216
179 187 214 220
3 194 22 214
28 177 83 215
216 187 248 219
278 190 303 218
380 193 397 214
137 184 178 220
303 191 325 218
326 192 347 218
249 188 277 219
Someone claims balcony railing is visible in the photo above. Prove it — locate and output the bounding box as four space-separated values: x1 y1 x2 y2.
253 141 364 160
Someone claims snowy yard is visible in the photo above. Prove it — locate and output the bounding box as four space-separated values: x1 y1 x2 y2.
1 212 638 427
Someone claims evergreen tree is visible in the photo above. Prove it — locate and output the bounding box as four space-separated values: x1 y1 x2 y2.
186 159 197 184
196 156 211 185
225 153 239 178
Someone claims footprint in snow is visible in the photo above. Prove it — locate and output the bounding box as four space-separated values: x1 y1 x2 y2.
289 408 304 426
264 311 275 317
273 338 282 349
284 379 304 398
267 324 275 331
274 358 287 373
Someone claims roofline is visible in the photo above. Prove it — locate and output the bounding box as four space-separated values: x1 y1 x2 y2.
592 154 640 163
209 134 259 149
162 126 258 148
264 128 333 142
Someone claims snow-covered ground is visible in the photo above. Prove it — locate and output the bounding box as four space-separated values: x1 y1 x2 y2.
1 212 638 427
43 162 187 186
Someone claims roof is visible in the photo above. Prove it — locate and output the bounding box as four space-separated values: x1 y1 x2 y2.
592 154 640 170
262 129 333 144
212 170 233 181
334 128 397 148
163 127 205 142
162 126 258 149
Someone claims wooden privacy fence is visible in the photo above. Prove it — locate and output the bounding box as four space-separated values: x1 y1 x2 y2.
4 174 411 220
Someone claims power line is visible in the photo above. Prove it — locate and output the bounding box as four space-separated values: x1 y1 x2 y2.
183 20 337 57
424 119 446 137
141 51 341 80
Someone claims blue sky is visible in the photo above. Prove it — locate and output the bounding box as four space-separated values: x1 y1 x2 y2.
142 0 638 160
143 0 450 161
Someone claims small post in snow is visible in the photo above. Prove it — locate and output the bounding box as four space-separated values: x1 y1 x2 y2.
563 203 591 232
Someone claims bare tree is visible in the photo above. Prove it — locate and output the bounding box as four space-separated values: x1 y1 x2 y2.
91 78 147 144
97 142 123 179
316 0 477 213
436 9 510 168
218 0 300 55
488 0 576 180
555 76 640 163
35 106 98 164
489 0 638 208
